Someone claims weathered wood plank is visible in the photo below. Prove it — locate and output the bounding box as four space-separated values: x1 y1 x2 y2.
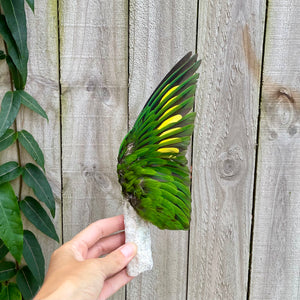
188 0 265 299
59 1 128 299
250 1 300 299
20 0 62 269
126 1 197 299
0 1 61 269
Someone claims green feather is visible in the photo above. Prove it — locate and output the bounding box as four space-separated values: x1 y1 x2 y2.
117 52 201 230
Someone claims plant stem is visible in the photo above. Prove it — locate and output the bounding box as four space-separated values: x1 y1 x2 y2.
3 42 23 202
14 119 23 201
3 36 22 282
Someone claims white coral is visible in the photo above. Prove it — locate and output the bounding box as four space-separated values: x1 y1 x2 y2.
123 202 153 276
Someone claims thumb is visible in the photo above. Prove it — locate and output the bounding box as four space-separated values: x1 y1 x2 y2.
97 242 137 279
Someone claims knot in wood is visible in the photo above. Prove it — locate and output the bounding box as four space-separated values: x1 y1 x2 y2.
276 88 295 124
288 125 297 136
216 146 243 181
278 87 294 103
81 164 112 192
86 79 96 92
269 130 278 140
276 98 293 126
82 164 97 178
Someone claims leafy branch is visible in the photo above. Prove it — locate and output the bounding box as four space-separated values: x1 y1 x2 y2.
0 0 58 299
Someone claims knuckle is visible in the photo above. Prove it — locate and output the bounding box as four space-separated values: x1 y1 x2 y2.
104 279 116 294
94 242 104 256
115 253 125 266
51 246 63 259
108 251 125 268
94 222 105 238
96 252 125 279
90 259 107 279
50 242 74 261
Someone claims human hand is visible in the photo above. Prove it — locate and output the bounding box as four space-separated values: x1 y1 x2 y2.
34 215 137 300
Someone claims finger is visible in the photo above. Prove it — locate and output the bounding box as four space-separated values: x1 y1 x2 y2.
98 269 135 300
97 242 137 279
86 232 125 259
72 215 124 249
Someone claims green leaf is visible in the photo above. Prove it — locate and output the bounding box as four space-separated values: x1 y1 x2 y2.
0 15 27 83
22 163 55 217
18 130 44 170
20 197 59 242
0 0 28 85
0 129 17 152
0 239 9 260
0 182 23 262
0 261 16 281
23 230 44 284
0 91 21 138
0 161 23 185
16 266 39 300
6 56 24 90
14 90 48 120
26 0 34 12
0 283 21 300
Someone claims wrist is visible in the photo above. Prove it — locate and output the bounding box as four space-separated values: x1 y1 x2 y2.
34 280 77 300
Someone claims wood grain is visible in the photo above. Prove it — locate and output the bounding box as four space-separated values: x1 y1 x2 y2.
59 0 128 299
0 0 61 270
1 1 299 298
126 0 197 299
20 0 62 269
188 0 265 299
250 0 300 299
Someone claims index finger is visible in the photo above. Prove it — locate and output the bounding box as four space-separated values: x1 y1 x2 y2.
72 215 125 248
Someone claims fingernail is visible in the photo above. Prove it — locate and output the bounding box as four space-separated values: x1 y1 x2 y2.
120 243 136 258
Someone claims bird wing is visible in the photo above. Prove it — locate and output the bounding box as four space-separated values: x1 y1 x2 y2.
117 52 200 230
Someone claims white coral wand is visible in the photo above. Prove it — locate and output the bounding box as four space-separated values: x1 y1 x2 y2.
123 202 153 276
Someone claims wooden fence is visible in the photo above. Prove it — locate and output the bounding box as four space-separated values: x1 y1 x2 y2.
0 0 299 299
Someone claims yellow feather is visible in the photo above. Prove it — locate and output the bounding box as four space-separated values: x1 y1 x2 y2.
157 147 179 153
159 105 179 120
159 127 180 137
161 96 177 109
157 114 182 130
159 138 181 145
160 86 178 103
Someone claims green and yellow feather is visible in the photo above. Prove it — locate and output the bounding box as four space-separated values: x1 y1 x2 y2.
117 52 201 230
